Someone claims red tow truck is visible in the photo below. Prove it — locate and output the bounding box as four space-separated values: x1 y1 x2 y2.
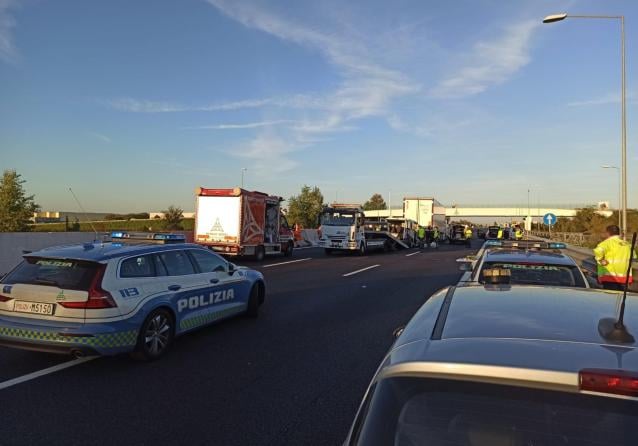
194 187 294 260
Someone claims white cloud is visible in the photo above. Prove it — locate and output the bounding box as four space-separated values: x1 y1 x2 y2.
183 120 296 130
431 20 539 98
567 91 637 107
105 97 275 113
0 0 19 63
88 132 111 143
231 133 299 173
205 0 420 172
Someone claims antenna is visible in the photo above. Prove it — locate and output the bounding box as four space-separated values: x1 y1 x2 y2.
598 232 637 344
68 188 99 242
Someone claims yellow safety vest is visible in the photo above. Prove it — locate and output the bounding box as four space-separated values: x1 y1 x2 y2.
464 229 472 239
497 229 503 239
594 236 637 284
515 230 523 240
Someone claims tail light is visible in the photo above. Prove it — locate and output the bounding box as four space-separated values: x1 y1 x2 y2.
0 294 12 302
580 369 638 397
59 264 117 309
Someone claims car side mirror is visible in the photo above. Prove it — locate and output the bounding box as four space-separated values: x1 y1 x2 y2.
228 262 236 275
393 326 405 339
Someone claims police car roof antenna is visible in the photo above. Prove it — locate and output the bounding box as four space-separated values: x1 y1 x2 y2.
598 232 637 344
68 187 99 243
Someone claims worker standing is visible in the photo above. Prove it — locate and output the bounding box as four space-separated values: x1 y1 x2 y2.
417 226 426 248
464 226 473 247
497 227 504 240
514 226 523 240
594 225 637 291
433 226 440 249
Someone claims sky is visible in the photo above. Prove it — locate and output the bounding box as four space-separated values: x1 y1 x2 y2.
1 0 637 213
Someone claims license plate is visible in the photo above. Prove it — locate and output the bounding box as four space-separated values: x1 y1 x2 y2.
14 301 55 315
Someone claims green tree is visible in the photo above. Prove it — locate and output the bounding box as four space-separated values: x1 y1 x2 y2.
0 170 40 232
287 185 324 228
362 193 387 211
162 205 184 230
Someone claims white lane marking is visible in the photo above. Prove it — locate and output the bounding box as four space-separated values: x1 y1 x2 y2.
262 258 312 268
343 264 380 277
0 357 96 391
405 251 420 257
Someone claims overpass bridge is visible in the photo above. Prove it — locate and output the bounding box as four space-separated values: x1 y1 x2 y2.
444 207 578 218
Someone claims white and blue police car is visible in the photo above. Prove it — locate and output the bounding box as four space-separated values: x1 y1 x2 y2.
0 232 265 360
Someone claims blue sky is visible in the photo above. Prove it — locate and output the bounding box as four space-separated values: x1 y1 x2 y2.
1 0 637 213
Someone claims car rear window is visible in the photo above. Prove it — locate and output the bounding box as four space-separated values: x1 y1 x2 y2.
480 262 586 287
3 257 100 291
353 377 638 446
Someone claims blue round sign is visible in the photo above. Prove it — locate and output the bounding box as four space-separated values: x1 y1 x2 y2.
543 213 557 226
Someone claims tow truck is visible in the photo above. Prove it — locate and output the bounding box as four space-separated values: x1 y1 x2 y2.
194 187 294 261
318 204 409 255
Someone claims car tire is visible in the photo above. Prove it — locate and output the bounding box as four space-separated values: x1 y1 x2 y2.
255 246 265 262
246 284 261 318
131 308 174 361
284 241 294 257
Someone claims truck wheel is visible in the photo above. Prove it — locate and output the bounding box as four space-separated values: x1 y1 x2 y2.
324 248 333 255
284 241 294 257
358 243 367 256
255 246 265 262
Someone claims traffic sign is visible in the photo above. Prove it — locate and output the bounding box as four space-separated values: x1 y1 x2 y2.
543 213 557 226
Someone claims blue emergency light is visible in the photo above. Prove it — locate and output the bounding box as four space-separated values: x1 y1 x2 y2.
485 240 503 247
548 242 566 249
109 231 186 244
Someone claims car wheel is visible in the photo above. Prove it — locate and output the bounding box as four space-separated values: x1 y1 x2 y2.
284 241 294 257
255 246 265 262
131 308 174 361
246 284 261 318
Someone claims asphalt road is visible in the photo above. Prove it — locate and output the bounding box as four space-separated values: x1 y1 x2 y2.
0 241 479 446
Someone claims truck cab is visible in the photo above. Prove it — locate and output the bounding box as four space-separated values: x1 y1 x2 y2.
318 205 367 254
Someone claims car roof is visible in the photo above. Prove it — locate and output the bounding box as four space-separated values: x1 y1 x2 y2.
23 242 211 262
389 286 638 375
484 249 577 266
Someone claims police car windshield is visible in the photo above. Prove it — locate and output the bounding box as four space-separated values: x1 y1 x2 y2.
321 212 356 226
3 257 100 291
353 377 638 446
479 262 586 287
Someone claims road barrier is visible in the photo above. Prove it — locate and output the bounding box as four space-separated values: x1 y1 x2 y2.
0 232 101 274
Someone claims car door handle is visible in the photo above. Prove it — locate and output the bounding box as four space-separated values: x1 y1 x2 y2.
168 284 181 291
210 278 219 284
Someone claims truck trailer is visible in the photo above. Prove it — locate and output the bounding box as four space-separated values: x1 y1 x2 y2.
194 187 294 260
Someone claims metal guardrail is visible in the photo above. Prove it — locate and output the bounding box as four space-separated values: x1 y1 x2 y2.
528 231 597 248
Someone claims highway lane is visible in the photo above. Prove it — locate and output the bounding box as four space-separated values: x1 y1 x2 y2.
0 241 479 446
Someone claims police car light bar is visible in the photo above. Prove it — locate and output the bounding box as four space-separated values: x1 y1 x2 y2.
499 240 566 250
110 231 186 244
485 240 502 247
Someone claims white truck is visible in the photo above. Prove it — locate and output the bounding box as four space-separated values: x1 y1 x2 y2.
194 187 294 260
318 204 408 255
403 197 448 240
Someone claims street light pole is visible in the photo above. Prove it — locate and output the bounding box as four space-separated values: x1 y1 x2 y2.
241 168 247 189
602 165 622 229
543 13 628 238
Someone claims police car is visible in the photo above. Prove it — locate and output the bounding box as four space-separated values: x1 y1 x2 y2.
0 232 265 360
345 285 638 445
457 240 590 288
